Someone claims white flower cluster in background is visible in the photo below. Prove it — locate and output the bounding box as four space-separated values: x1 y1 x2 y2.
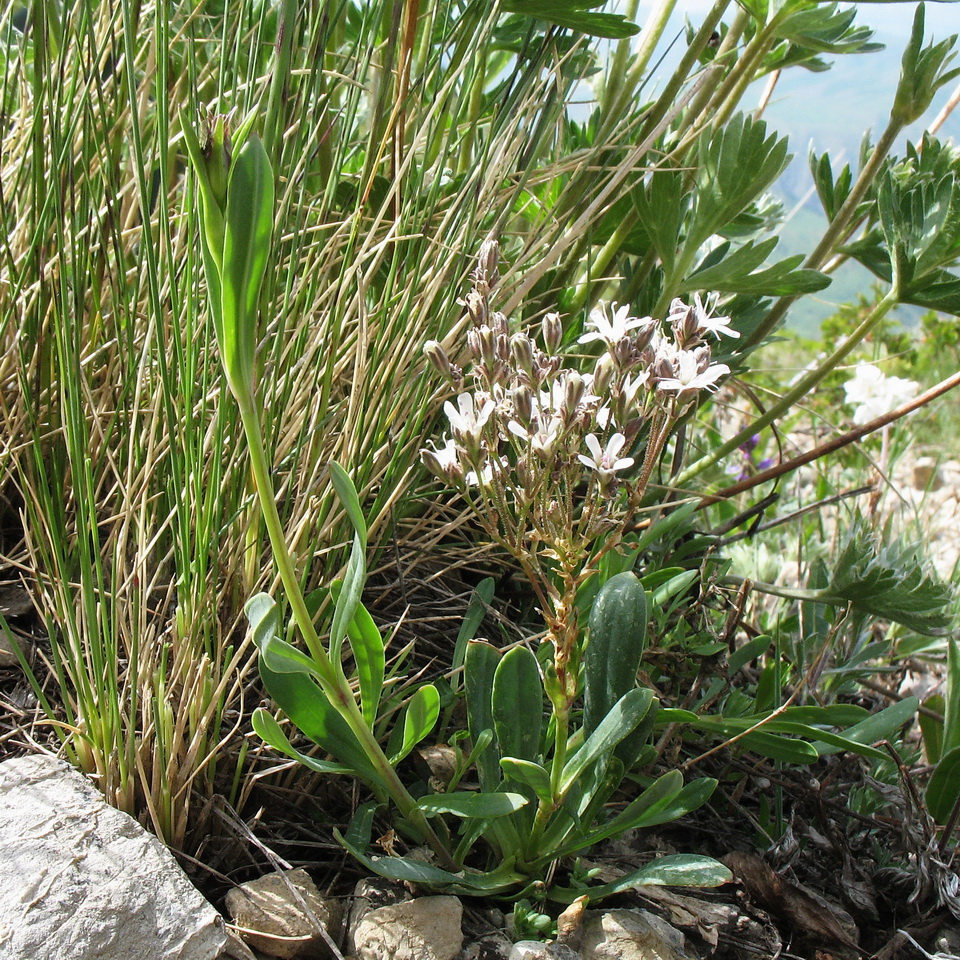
419 240 737 575
842 362 918 426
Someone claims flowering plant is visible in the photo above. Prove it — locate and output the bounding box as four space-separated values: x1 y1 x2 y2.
423 242 736 716
843 361 919 426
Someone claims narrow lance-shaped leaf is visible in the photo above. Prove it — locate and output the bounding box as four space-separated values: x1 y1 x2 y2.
221 132 275 394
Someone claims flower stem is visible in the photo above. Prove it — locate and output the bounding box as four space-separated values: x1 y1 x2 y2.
235 389 459 871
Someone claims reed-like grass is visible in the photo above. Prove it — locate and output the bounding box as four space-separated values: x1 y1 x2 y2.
0 0 677 849
0 0 954 856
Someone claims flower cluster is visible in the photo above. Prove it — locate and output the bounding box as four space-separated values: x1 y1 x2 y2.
421 242 736 583
842 362 918 426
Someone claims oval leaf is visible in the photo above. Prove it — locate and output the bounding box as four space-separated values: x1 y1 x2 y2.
585 572 648 737
927 744 960 823
492 646 543 763
417 791 529 819
392 685 441 763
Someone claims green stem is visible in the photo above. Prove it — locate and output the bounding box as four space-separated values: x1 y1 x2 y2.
599 0 640 117
674 287 900 487
263 0 298 164
638 0 733 141
568 209 641 314
741 116 903 351
599 0 678 133
724 575 819 603
235 390 458 870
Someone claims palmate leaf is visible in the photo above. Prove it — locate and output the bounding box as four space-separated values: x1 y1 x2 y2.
808 520 954 635
768 2 883 56
501 0 640 38
681 237 830 296
687 115 791 251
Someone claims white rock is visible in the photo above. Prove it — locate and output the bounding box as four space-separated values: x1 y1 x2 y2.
0 754 226 960
508 942 579 959
580 908 695 960
351 896 463 960
225 868 341 959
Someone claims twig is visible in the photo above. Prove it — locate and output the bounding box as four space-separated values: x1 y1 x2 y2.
703 367 960 504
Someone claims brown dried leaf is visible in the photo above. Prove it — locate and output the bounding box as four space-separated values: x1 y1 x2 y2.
724 852 861 954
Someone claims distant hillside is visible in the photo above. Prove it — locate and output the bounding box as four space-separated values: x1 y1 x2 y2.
757 11 959 333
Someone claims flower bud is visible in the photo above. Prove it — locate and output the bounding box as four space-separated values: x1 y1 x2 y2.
633 320 657 353
510 334 535 376
614 336 635 368
464 290 488 327
510 385 534 426
474 238 500 291
562 372 585 420
423 339 453 379
592 354 616 395
541 313 563 354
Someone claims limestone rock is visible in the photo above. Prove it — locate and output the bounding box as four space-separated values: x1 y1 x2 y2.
580 908 696 960
507 942 579 960
225 868 342 959
0 753 226 960
350 895 463 960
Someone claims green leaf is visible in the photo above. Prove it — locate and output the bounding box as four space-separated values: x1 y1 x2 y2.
728 635 772 674
257 663 384 786
465 641 502 791
335 831 526 895
927 744 960 823
221 132 274 392
803 519 954 635
892 5 960 126
584 572 648 737
252 708 356 775
943 638 960 756
452 578 495 687
632 170 685 275
493 646 543 763
564 771 683 854
560 688 655 794
344 801 381 851
686 114 791 253
551 854 732 902
650 571 699 608
392 685 441 763
920 694 946 766
812 696 919 757
682 239 830 296
329 584 384 726
500 758 553 803
329 463 368 662
245 593 322 677
501 0 640 38
417 791 529 819
631 777 718 829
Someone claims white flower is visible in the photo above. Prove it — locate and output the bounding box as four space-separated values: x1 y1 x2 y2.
444 392 495 443
578 433 635 478
466 456 507 487
843 362 918 425
508 415 565 459
421 438 463 481
578 302 650 346
622 370 651 407
657 351 729 394
668 294 739 340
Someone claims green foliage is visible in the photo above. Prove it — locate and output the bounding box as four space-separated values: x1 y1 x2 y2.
501 0 640 39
